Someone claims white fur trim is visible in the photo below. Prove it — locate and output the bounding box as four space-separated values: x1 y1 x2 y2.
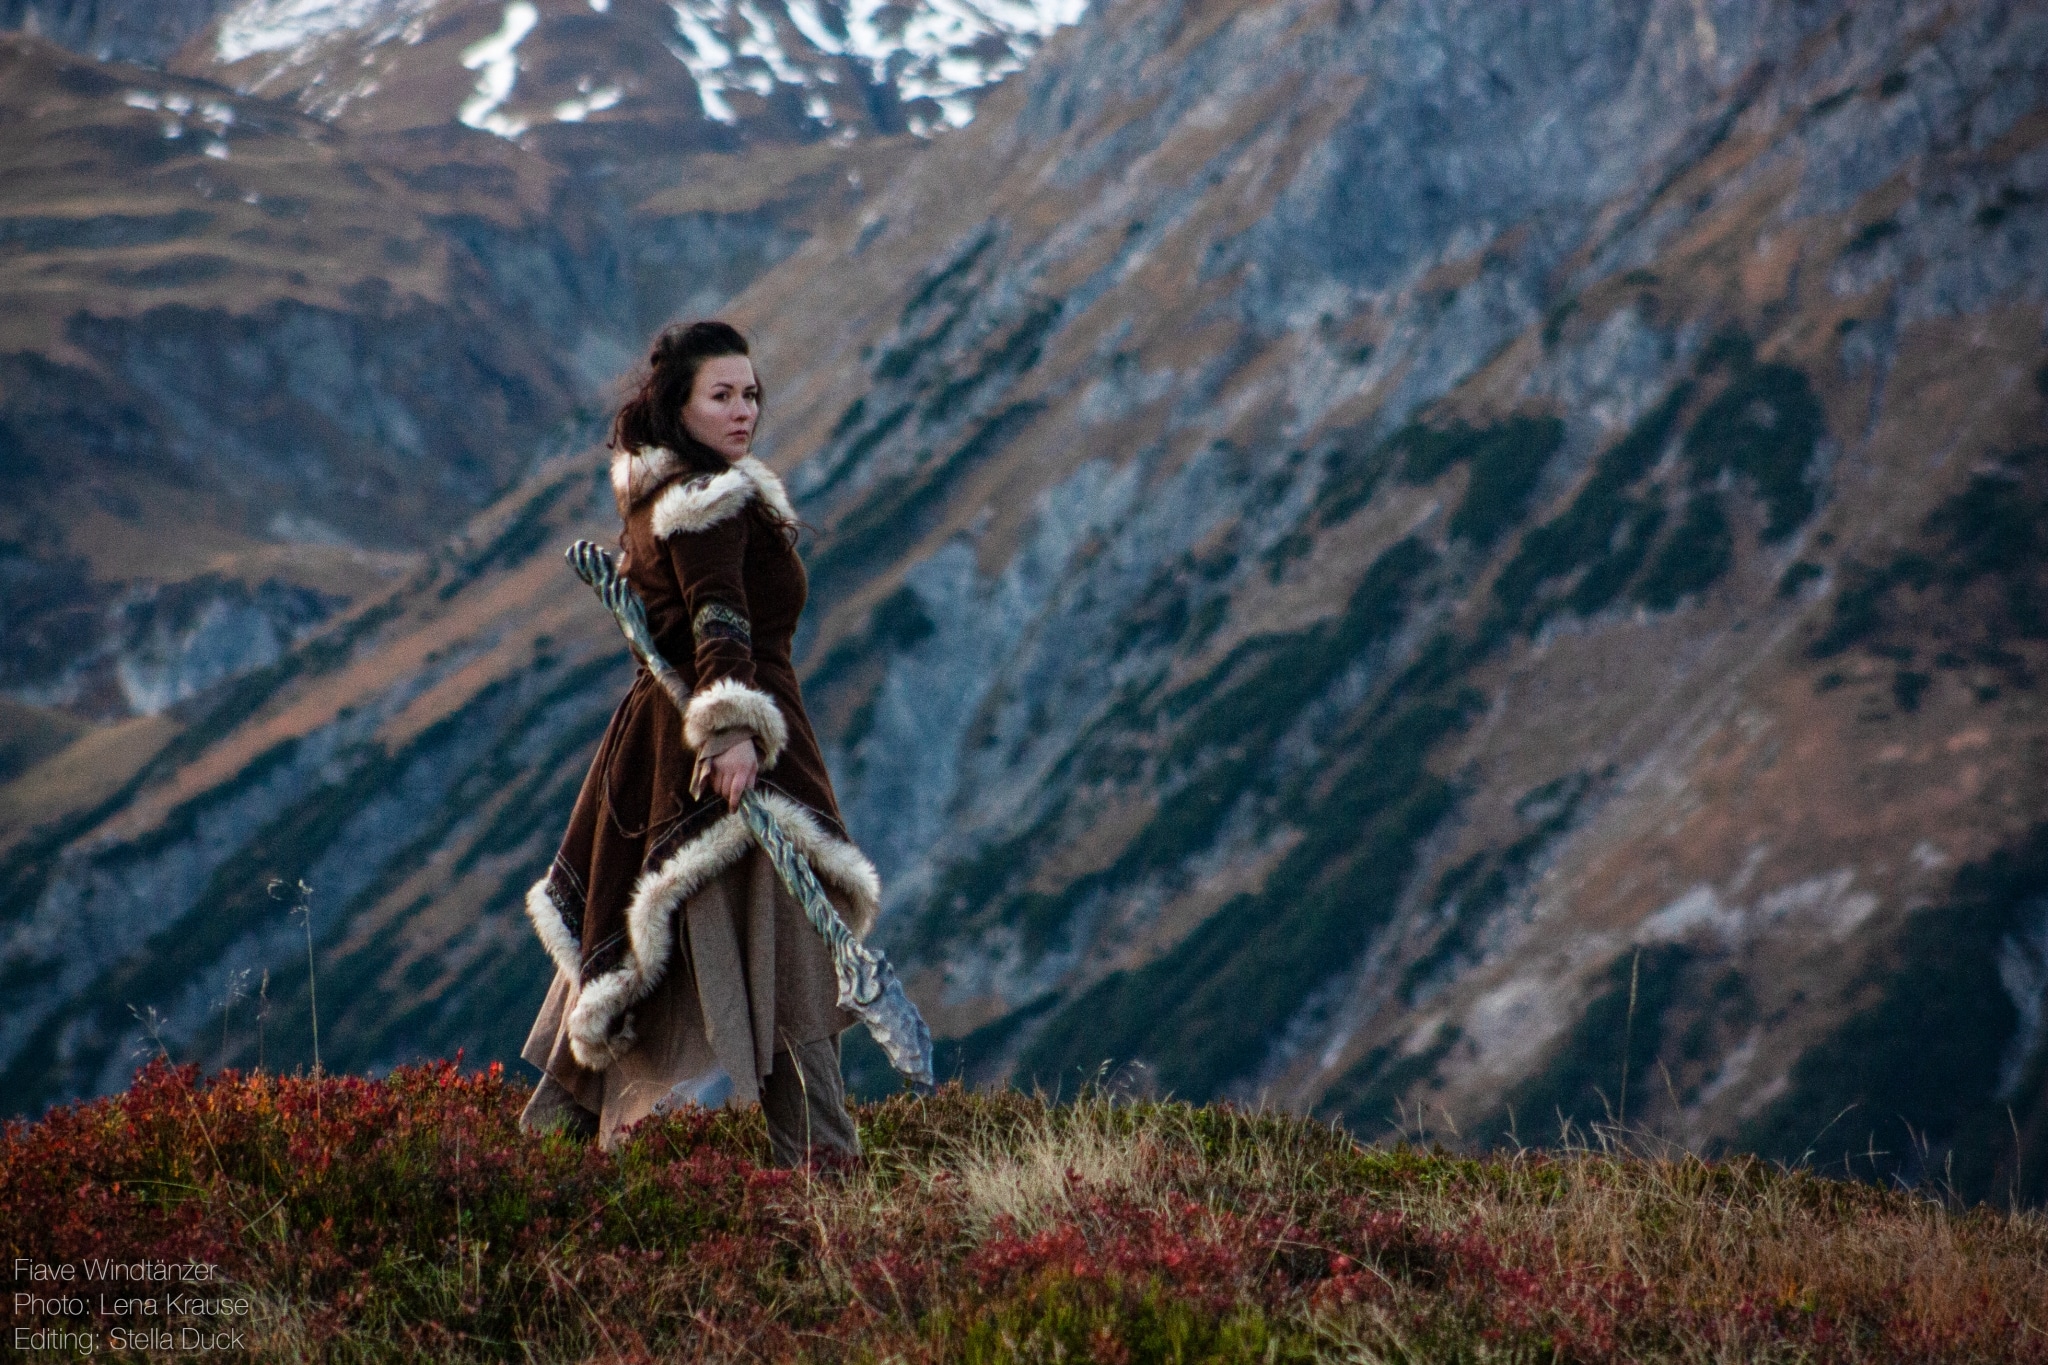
524 878 583 982
566 973 640 1070
735 456 798 527
563 793 883 1071
653 467 751 537
566 814 754 1069
650 455 797 538
685 677 789 770
611 446 683 511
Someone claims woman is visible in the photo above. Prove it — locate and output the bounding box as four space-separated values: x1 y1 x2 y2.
518 320 880 1164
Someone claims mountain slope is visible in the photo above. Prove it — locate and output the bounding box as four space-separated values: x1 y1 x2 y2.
0 3 933 744
720 0 2048 1198
0 0 1088 733
3 0 2044 1202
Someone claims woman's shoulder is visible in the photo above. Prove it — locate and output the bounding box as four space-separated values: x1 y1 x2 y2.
613 451 795 541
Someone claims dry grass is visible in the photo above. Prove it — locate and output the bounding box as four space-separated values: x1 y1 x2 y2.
855 1099 2048 1361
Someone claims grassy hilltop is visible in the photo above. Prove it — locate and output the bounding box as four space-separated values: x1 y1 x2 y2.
3 1062 2044 1362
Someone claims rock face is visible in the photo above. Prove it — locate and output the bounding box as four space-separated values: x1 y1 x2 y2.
0 27 824 723
0 0 234 64
0 0 1088 725
3 0 2045 1203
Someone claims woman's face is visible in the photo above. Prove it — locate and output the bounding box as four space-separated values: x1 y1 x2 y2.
680 355 760 463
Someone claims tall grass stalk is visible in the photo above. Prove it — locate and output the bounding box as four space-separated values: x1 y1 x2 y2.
213 967 251 1064
271 878 320 1076
1618 946 1641 1127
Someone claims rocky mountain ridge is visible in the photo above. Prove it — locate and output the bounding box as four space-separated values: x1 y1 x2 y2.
194 0 1087 140
0 0 1086 737
0 3 945 734
3 0 2044 1204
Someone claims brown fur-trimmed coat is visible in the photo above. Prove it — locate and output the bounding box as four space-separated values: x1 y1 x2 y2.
522 443 879 1074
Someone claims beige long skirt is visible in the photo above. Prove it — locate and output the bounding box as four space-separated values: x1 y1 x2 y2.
521 843 857 1151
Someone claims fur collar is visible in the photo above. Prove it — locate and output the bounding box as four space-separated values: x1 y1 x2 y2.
610 446 797 534
649 454 798 539
610 445 686 514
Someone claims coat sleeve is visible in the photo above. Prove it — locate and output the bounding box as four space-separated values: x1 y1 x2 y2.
653 484 789 769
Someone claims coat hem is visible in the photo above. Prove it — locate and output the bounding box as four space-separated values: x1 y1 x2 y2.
560 790 881 1071
525 877 584 982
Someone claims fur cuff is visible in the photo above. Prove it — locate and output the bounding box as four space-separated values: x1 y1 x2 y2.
562 792 883 1071
651 456 798 537
524 878 583 982
685 678 788 769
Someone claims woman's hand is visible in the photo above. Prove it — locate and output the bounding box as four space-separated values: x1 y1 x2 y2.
710 737 759 811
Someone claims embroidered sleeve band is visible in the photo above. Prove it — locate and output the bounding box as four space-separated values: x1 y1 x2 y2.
692 601 752 648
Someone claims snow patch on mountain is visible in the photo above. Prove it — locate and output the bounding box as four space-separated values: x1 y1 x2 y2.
553 78 623 122
670 0 1088 132
216 0 434 64
459 1 538 137
120 88 239 152
210 0 1089 138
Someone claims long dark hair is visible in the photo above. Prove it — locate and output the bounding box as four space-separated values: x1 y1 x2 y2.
610 321 799 541
610 320 758 474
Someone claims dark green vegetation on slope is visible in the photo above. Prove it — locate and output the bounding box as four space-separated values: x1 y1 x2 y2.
1003 536 1464 1098
917 346 1832 1107
1487 333 1827 634
1490 382 1693 630
1390 414 1566 548
1740 822 2048 1207
1680 348 1828 543
0 641 626 1114
6 1067 2043 1362
1808 448 2047 670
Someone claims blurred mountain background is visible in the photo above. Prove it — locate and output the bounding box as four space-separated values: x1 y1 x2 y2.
1 0 2042 1203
